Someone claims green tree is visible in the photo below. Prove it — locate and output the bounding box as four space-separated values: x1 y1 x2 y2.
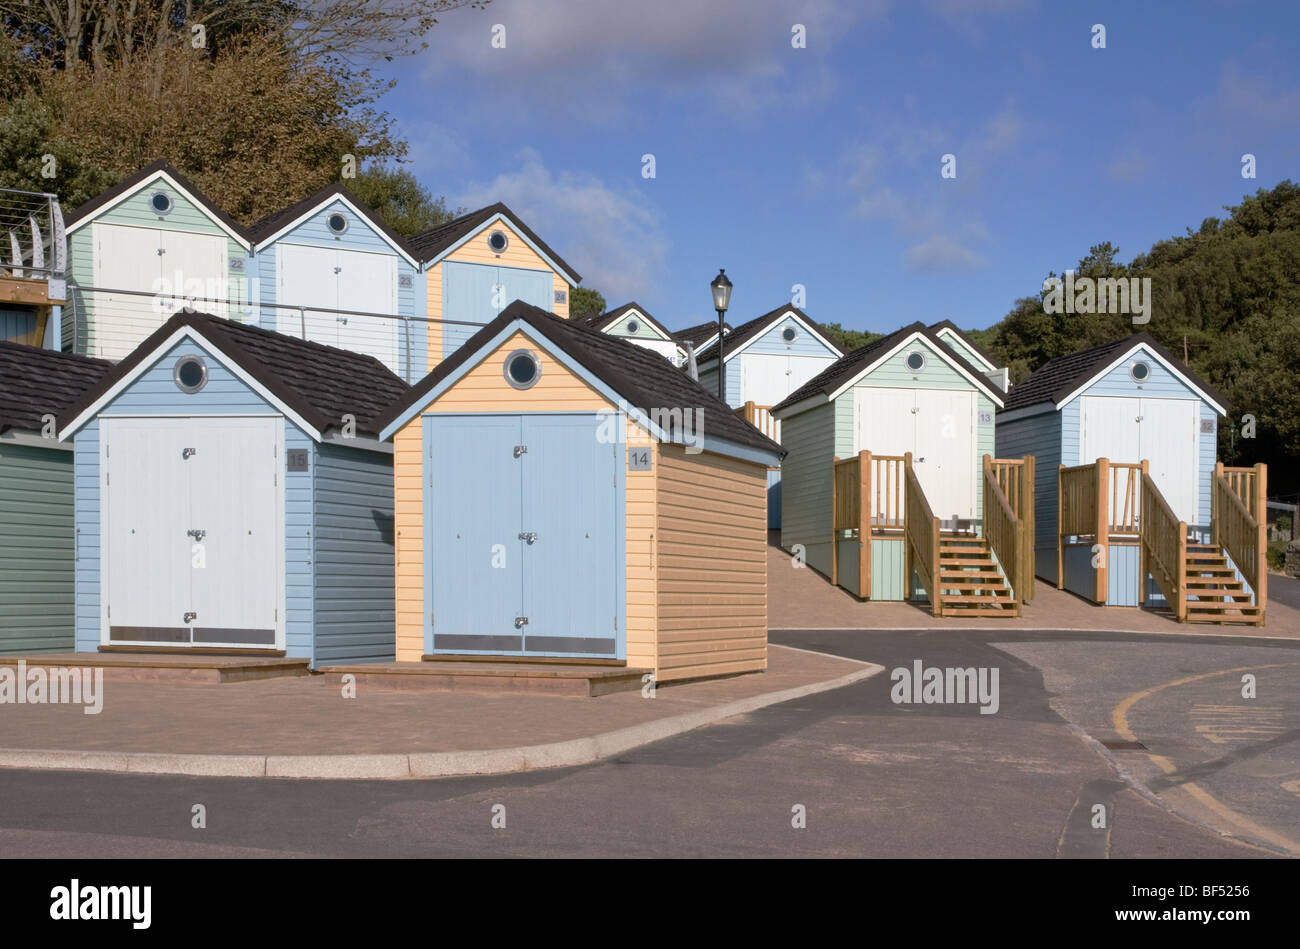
570 287 606 321
350 165 460 237
820 322 883 352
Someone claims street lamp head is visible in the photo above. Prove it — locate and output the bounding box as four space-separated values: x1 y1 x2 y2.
710 268 733 312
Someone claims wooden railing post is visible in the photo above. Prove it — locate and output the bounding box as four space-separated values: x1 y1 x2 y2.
1023 454 1036 602
1213 461 1223 549
1095 457 1110 603
1255 463 1268 622
859 450 871 599
1138 459 1149 605
1176 520 1188 622
830 455 839 586
931 512 942 617
903 452 913 600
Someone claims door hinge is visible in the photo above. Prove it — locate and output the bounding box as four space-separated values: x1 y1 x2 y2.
513 445 527 458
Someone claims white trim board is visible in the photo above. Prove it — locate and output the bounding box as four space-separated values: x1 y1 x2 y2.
66 169 252 251
59 326 323 442
1054 341 1227 416
253 194 420 268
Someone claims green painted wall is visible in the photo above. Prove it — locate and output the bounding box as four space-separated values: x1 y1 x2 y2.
779 401 836 577
0 442 74 653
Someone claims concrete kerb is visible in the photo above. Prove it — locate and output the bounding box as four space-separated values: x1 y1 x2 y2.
0 659 884 781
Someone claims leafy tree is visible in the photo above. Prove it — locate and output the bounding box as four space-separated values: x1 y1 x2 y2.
821 322 883 352
350 165 460 237
570 286 606 321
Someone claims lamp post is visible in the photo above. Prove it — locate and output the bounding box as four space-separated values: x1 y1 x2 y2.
710 268 732 401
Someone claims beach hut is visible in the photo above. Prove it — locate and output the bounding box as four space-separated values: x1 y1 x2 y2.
772 322 1033 616
64 160 254 359
0 342 111 653
996 332 1265 624
409 203 582 369
581 302 685 365
375 300 783 682
248 183 425 382
57 311 410 663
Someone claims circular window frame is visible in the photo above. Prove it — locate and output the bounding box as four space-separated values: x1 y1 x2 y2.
173 355 209 394
503 348 541 390
326 211 349 235
487 229 510 254
782 326 798 344
905 350 927 373
626 319 641 335
1129 360 1151 383
150 191 174 216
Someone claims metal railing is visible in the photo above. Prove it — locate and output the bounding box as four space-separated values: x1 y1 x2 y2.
0 188 65 284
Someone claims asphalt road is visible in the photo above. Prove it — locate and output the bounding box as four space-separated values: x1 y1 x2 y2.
0 628 1295 858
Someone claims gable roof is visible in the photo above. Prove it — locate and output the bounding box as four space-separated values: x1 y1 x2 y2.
999 332 1230 415
771 322 1006 416
407 202 581 283
583 302 676 341
0 342 112 436
64 159 252 248
246 183 419 265
695 304 844 365
59 312 409 440
374 301 783 460
671 320 730 350
928 320 1001 371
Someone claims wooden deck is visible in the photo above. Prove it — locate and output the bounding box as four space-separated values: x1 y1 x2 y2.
0 651 310 684
318 658 655 697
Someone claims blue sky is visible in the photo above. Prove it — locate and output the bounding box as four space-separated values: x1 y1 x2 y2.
379 0 1300 335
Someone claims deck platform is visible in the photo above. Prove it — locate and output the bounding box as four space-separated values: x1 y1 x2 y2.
318 657 654 697
0 652 311 684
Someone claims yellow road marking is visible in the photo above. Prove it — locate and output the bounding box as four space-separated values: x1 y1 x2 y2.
1111 662 1300 854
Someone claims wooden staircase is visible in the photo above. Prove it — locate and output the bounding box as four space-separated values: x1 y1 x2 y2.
1183 543 1263 625
936 534 1019 617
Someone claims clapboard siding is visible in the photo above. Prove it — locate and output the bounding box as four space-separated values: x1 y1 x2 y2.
73 421 101 652
859 334 974 390
426 330 607 412
393 422 425 661
995 408 1060 582
778 402 836 577
744 315 840 358
312 442 395 664
655 445 767 681
625 425 657 670
0 443 74 653
284 424 314 658
935 328 992 370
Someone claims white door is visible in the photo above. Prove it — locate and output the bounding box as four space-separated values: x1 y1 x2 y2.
854 387 916 458
914 389 976 520
739 353 790 406
91 223 163 360
335 249 400 374
276 243 341 348
160 230 227 319
188 418 281 644
1140 399 1199 523
103 419 194 637
1080 396 1142 466
786 355 829 395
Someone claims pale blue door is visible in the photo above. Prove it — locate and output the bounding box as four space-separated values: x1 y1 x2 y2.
519 415 621 657
442 262 555 360
426 415 524 653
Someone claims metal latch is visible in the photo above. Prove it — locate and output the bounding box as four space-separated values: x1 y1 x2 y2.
513 445 527 458
182 447 197 459
187 529 207 542
183 612 197 623
514 616 529 629
518 531 537 545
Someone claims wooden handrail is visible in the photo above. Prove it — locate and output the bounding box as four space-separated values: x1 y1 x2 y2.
1140 471 1187 621
734 401 780 442
1212 462 1267 620
904 463 941 616
982 455 1022 605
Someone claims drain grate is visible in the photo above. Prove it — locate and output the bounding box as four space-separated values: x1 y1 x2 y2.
1101 739 1148 751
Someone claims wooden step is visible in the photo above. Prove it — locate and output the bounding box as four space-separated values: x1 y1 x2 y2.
940 557 997 567
940 586 1013 596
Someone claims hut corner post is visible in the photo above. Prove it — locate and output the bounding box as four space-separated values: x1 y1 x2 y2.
1138 459 1149 606
1255 463 1268 623
859 450 871 600
1095 457 1110 604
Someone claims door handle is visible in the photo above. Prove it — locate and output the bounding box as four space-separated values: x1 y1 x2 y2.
187 529 207 542
514 616 529 629
518 532 537 544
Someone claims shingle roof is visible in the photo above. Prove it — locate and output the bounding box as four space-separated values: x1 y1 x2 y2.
1000 332 1230 413
584 302 677 342
929 319 1001 370
771 321 1007 415
695 304 845 364
59 312 409 439
374 301 783 458
0 342 112 436
64 159 251 243
246 183 418 259
407 202 581 282
671 320 729 349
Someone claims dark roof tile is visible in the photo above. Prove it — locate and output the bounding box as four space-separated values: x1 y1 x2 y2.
0 343 112 435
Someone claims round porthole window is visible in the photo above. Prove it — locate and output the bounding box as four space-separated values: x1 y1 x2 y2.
626 319 641 334
905 350 927 372
782 326 798 343
487 229 509 254
504 349 541 389
1130 360 1151 383
326 211 349 235
150 191 174 215
174 355 208 393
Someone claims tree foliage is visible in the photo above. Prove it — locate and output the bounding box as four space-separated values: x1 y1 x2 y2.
570 286 606 321
350 165 460 238
821 321 884 353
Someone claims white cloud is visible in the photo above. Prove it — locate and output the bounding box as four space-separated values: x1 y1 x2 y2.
457 149 669 298
905 234 984 271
